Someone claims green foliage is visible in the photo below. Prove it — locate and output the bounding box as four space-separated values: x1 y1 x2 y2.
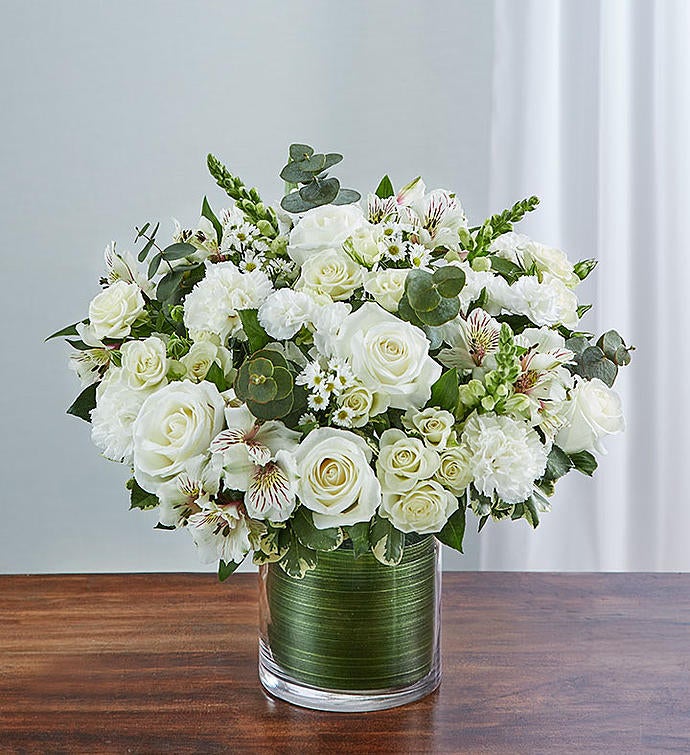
46 321 83 341
161 242 196 261
574 258 598 281
201 196 223 245
397 267 465 328
437 506 466 553
127 478 158 511
292 507 344 552
375 175 394 199
467 196 540 259
205 362 231 392
238 309 270 353
429 368 460 412
541 445 574 484
66 382 97 422
597 330 633 367
489 255 523 282
278 532 319 578
279 142 361 213
207 153 278 237
234 347 303 420
567 330 632 387
569 450 598 476
218 558 244 582
369 516 405 566
345 521 372 559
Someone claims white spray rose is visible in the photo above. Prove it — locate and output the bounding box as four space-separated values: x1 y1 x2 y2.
333 302 441 412
296 247 364 301
183 262 273 342
258 289 315 340
120 336 168 390
346 223 383 267
364 269 408 312
491 232 579 288
337 382 386 428
507 274 579 329
91 368 152 463
555 378 625 454
380 480 458 534
403 407 455 450
294 427 381 529
376 428 440 493
460 413 548 504
88 280 145 341
435 446 473 494
132 380 225 494
288 204 366 265
180 341 229 383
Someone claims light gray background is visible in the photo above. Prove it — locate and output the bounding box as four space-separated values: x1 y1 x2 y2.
0 0 494 573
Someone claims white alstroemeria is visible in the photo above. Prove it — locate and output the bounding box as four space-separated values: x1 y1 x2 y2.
183 261 273 342
210 403 300 490
172 216 218 260
244 449 298 522
367 193 398 224
438 309 501 373
121 336 169 390
408 189 468 251
156 458 221 528
187 500 251 565
104 242 155 296
395 176 426 208
258 289 315 340
69 348 111 386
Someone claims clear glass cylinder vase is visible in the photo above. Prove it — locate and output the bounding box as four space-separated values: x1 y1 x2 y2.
258 535 441 712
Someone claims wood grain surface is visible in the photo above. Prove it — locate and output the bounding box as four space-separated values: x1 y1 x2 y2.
1 572 688 753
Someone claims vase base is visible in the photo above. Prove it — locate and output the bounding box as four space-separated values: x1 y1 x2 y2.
258 641 441 712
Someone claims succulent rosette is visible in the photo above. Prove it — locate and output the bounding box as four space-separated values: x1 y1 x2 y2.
50 143 630 579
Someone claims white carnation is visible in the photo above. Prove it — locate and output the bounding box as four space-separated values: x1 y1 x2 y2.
491 232 579 288
91 368 151 463
258 289 315 339
183 262 273 342
506 274 579 329
460 413 548 504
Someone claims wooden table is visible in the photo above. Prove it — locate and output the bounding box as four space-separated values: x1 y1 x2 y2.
1 573 688 753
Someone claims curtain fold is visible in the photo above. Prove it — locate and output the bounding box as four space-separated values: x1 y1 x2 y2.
481 0 690 570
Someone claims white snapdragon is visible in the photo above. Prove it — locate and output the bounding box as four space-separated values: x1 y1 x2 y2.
288 204 366 265
258 289 315 340
91 368 151 463
294 427 381 529
363 269 408 312
333 303 441 412
459 413 548 504
380 479 458 534
88 280 145 341
183 262 273 342
376 428 441 493
296 247 365 301
555 377 625 454
120 336 168 390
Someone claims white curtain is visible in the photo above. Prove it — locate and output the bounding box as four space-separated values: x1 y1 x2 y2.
478 0 690 570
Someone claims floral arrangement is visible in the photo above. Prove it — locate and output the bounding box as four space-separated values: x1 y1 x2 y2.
50 144 630 579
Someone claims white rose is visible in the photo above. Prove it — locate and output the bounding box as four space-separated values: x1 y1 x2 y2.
346 223 383 267
507 274 579 329
337 382 386 428
403 407 455 450
334 302 441 411
133 380 225 494
91 368 151 463
120 336 168 390
181 341 229 383
364 269 408 312
435 446 473 494
294 427 381 529
459 413 548 504
296 247 364 301
556 377 625 454
376 428 440 493
380 480 458 534
288 204 366 265
491 233 579 288
88 280 145 341
258 289 315 340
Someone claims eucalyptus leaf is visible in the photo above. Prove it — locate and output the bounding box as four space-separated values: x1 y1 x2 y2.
417 297 459 326
161 242 196 261
299 177 339 205
332 188 362 205
137 235 157 262
280 161 314 184
299 153 327 173
147 251 163 279
322 153 343 171
432 265 466 297
157 269 185 302
281 191 313 214
289 143 314 161
576 346 618 387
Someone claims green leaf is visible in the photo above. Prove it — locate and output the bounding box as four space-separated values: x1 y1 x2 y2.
135 222 150 240
161 242 196 261
417 297 460 326
576 346 618 387
147 251 163 279
322 153 343 171
574 258 598 280
281 191 313 214
332 188 362 205
369 516 405 566
280 161 314 184
566 336 590 356
157 269 185 302
127 478 159 511
238 309 270 352
46 321 82 341
201 196 223 245
66 382 97 422
218 557 244 582
137 234 157 262
292 507 344 552
300 177 340 205
523 497 540 528
375 175 394 199
345 522 371 559
429 368 459 412
569 450 598 476
289 143 314 161
490 256 523 281
437 506 466 553
205 362 231 392
542 445 573 482
299 153 327 173
432 265 466 298
406 270 440 312
577 304 593 318
279 534 319 579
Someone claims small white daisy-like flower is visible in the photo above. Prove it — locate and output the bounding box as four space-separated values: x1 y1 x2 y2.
299 412 318 426
307 391 329 411
408 243 432 270
383 238 408 261
327 357 355 393
321 372 339 395
332 405 355 428
296 361 325 391
239 249 266 273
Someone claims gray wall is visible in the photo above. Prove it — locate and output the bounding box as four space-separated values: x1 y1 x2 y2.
0 0 494 573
